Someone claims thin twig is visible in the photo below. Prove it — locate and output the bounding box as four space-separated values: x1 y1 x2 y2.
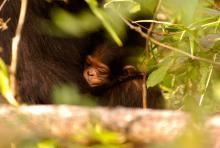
145 0 162 55
144 0 162 57
149 37 220 65
142 0 162 109
120 15 220 66
133 20 185 36
147 0 162 37
142 72 147 108
10 0 28 100
199 54 216 106
0 18 11 31
0 0 10 32
0 0 9 11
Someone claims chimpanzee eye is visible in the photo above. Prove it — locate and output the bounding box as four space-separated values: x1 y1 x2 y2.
85 62 91 67
98 67 109 74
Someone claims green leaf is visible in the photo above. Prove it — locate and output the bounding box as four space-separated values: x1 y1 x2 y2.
0 70 9 94
0 58 8 76
86 0 123 46
37 139 58 148
0 70 18 106
52 85 96 106
51 8 101 37
162 0 199 25
147 58 174 88
90 125 123 144
104 0 141 13
0 58 18 106
189 35 195 56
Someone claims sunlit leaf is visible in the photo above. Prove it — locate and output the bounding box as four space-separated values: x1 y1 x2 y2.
51 8 101 37
104 0 141 13
37 139 58 148
147 58 174 88
202 20 220 28
0 59 18 106
0 58 8 76
136 20 173 25
90 125 124 144
86 0 123 46
0 70 18 106
189 35 195 56
52 85 96 106
162 0 199 25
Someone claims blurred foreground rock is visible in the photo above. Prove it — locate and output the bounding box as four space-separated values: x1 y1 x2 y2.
0 105 219 147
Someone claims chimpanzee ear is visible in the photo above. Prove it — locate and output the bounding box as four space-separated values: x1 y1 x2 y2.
122 65 137 76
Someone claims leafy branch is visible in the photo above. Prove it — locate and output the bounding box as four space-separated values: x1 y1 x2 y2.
120 15 220 66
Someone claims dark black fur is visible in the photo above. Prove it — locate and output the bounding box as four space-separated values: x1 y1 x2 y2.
0 0 164 108
87 46 164 108
0 0 96 103
102 78 164 108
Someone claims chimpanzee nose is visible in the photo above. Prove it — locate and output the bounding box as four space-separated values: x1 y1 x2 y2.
87 70 95 76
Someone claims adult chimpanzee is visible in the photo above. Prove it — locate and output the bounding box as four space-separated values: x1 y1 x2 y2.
0 0 164 108
0 0 97 103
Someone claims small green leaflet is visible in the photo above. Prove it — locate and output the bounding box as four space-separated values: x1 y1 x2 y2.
147 58 174 88
0 58 8 76
0 59 18 106
86 0 123 46
104 0 141 13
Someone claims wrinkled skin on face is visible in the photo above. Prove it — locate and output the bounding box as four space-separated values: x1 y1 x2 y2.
83 55 110 87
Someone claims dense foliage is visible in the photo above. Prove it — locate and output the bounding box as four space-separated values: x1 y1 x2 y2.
50 0 220 112
0 0 220 147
